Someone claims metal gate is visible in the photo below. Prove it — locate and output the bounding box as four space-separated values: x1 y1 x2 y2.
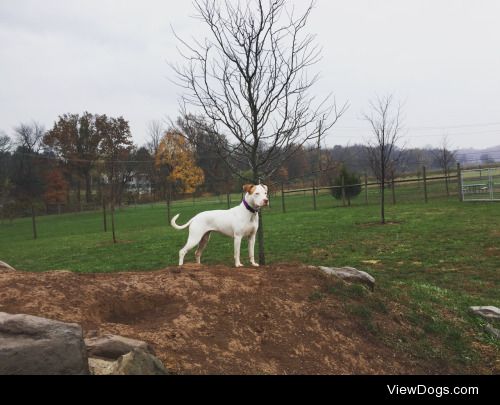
461 168 500 201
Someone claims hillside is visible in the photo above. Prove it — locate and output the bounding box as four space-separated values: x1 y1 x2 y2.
0 263 496 374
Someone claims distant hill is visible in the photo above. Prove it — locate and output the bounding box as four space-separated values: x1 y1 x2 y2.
455 145 500 164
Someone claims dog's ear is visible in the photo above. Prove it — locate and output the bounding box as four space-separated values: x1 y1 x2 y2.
242 184 256 194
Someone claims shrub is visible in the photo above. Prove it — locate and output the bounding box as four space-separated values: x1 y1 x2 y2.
330 166 362 204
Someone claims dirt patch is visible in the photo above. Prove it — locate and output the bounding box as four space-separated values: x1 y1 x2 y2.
0 263 481 374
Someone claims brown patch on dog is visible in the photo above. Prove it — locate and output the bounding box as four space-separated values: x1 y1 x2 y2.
242 184 256 194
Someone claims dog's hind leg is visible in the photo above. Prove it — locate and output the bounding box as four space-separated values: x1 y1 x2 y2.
179 233 203 266
195 232 211 264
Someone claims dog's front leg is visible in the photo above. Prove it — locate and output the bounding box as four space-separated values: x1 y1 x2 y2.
234 235 243 267
248 233 259 267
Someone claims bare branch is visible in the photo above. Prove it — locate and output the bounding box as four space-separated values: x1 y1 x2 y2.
171 0 346 182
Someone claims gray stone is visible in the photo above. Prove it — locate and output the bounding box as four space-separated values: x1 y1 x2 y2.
88 357 117 375
485 324 500 339
113 349 171 375
469 306 500 321
85 334 154 360
318 266 375 291
0 312 89 375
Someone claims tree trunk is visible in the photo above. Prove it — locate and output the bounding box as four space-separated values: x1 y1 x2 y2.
166 183 172 223
102 194 107 232
111 200 116 243
111 166 116 243
77 179 82 211
258 211 265 265
31 203 37 240
444 168 449 197
85 172 92 203
380 164 385 224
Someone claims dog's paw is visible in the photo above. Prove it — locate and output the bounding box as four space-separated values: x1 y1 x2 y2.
250 262 260 267
235 263 244 268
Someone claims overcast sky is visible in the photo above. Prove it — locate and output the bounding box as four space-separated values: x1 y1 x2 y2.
1 0 499 151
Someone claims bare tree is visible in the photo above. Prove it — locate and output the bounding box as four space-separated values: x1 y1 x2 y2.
432 135 456 196
12 121 46 239
146 120 164 156
14 121 45 153
172 0 346 263
316 102 348 173
363 95 404 224
0 132 11 153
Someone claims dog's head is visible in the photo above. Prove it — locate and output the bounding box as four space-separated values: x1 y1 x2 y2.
243 183 269 209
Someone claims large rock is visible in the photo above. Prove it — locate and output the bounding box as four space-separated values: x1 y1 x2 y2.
88 349 171 375
85 334 154 360
113 349 171 375
88 357 117 375
317 266 375 291
485 324 500 339
469 306 500 321
0 312 89 375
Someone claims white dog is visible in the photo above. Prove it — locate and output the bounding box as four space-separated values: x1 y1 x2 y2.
171 184 269 267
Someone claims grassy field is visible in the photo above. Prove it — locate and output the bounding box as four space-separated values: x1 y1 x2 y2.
0 192 499 372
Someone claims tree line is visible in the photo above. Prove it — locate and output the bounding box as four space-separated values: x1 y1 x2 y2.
0 111 457 222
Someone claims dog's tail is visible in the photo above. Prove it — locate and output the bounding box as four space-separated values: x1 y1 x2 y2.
170 214 193 230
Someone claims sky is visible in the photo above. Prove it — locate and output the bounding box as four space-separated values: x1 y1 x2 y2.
1 0 500 151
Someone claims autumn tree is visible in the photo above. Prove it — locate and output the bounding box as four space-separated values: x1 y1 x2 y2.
155 130 205 195
97 115 133 243
172 0 346 263
43 168 69 214
175 114 233 194
44 112 102 206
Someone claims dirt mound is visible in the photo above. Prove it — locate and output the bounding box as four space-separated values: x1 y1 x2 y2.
0 263 426 374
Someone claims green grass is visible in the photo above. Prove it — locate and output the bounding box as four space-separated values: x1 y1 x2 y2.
0 192 499 372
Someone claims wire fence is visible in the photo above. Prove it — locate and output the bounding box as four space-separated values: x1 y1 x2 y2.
276 169 462 213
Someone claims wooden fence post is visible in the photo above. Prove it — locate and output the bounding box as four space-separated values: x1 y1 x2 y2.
391 170 396 205
423 166 428 203
167 184 172 222
281 183 286 213
341 176 346 207
312 180 317 210
457 162 463 202
227 193 230 209
364 171 368 205
31 203 37 240
102 194 107 232
445 169 450 197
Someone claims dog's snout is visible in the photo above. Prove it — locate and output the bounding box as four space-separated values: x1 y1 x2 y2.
263 198 269 205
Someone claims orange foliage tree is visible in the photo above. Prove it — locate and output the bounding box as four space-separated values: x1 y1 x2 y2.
155 130 204 194
43 168 69 210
